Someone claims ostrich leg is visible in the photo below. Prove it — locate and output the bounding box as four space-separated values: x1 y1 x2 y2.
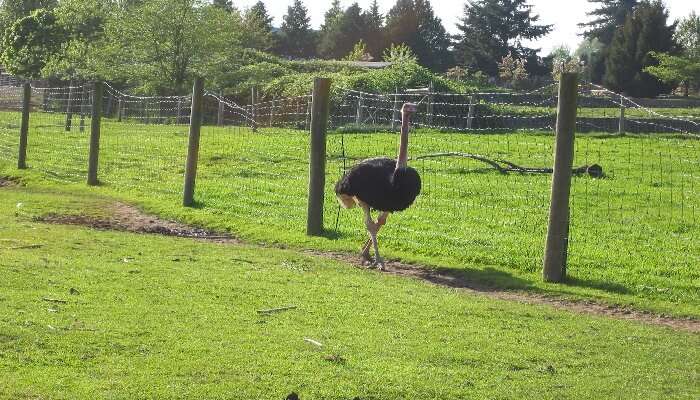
361 206 385 270
361 212 388 263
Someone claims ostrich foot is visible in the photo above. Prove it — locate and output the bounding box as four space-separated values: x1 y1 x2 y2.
370 257 386 271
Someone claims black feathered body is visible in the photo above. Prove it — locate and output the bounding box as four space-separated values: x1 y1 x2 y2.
335 157 421 212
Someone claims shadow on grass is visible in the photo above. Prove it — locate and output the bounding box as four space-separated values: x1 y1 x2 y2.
563 275 631 295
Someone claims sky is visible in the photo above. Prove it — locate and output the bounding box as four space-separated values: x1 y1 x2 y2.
233 0 699 55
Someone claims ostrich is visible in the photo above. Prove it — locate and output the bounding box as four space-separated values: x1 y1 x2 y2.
335 103 421 269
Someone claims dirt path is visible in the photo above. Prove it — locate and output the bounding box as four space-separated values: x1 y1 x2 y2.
34 200 699 333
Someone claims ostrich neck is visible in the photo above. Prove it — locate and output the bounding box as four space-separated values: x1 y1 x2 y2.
397 116 410 169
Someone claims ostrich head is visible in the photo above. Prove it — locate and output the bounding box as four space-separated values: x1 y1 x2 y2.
397 102 417 169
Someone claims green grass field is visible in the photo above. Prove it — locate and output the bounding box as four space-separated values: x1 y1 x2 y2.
1 184 699 399
0 110 699 318
492 104 700 119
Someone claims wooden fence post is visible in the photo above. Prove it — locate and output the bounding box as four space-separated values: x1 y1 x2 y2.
307 77 331 236
183 77 204 207
467 94 476 130
543 72 579 283
18 83 31 169
87 82 103 186
428 81 434 126
618 95 625 135
356 92 363 125
251 86 258 132
79 84 87 133
217 91 224 126
65 80 74 131
175 97 183 125
117 97 123 122
391 86 399 131
270 96 276 127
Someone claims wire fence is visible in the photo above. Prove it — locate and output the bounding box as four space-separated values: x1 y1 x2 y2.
0 73 698 286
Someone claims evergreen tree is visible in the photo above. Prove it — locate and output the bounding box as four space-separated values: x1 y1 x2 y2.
362 0 385 58
318 3 367 60
278 0 315 59
603 1 676 97
579 0 638 45
455 0 551 76
243 1 274 51
318 1 347 59
385 0 451 71
211 0 233 13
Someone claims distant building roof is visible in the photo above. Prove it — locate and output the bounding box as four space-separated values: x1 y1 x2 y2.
341 61 393 69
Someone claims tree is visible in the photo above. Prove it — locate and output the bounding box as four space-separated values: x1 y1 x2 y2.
603 1 676 97
97 0 243 94
579 0 638 45
242 1 274 51
318 3 367 60
362 0 385 59
0 8 64 79
211 0 233 13
498 52 529 89
575 37 604 82
0 0 58 41
675 12 700 59
645 52 700 96
385 0 452 71
343 40 373 61
278 0 315 59
455 0 552 76
382 43 417 64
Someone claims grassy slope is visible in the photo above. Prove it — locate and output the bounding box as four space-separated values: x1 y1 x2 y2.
0 111 699 318
0 185 699 399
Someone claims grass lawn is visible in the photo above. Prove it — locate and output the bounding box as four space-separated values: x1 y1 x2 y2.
492 104 700 119
0 185 699 399
0 111 699 318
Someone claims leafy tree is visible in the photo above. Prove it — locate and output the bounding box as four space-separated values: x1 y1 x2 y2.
97 0 243 94
645 52 700 96
278 0 315 59
575 37 604 82
0 8 64 79
343 40 373 61
385 0 452 71
382 43 417 64
498 52 528 89
675 12 700 59
0 0 57 41
43 0 113 79
242 1 274 51
603 1 676 97
455 0 552 76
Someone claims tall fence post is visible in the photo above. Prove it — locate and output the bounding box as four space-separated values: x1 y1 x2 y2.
391 86 399 131
428 81 434 126
217 91 224 126
87 81 103 186
250 86 258 132
117 97 123 122
65 80 74 131
307 77 331 236
18 82 31 169
183 77 204 207
543 72 579 283
467 94 476 130
79 84 87 133
270 96 276 127
618 95 625 135
356 92 363 125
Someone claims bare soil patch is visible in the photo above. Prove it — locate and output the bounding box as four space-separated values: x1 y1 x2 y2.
37 201 699 333
0 176 21 187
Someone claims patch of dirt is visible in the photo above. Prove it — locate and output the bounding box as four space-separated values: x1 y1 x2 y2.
36 202 699 333
0 176 22 187
37 202 238 241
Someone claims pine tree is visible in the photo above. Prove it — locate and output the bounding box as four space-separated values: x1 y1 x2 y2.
318 1 346 59
279 0 315 59
385 0 451 71
455 0 551 76
211 0 233 13
603 0 676 97
362 0 385 59
243 1 274 51
579 0 638 45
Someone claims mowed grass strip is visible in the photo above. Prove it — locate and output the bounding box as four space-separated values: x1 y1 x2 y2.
0 110 698 317
0 186 698 399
